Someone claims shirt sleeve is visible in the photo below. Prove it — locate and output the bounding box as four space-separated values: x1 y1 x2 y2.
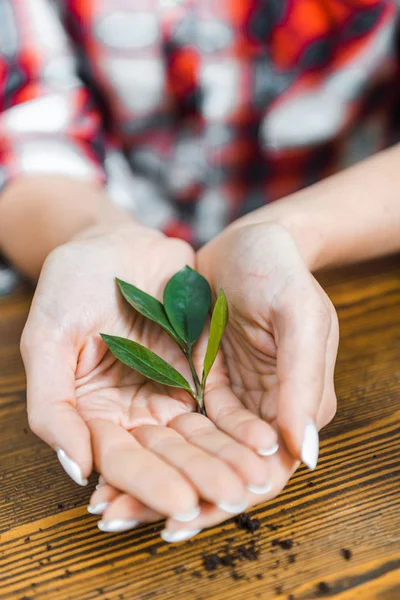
0 0 107 193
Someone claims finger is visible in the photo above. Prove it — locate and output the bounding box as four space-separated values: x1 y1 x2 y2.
96 474 107 489
21 336 92 485
88 419 200 519
274 283 332 469
99 494 163 532
317 312 339 429
169 413 272 493
88 483 121 515
163 445 299 539
133 424 248 512
205 385 279 456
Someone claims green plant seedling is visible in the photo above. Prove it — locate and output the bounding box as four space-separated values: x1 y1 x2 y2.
101 266 228 416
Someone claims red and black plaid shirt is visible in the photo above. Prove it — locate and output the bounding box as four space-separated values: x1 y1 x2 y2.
0 0 399 246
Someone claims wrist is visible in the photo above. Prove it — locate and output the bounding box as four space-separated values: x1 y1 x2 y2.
0 175 139 279
229 193 326 272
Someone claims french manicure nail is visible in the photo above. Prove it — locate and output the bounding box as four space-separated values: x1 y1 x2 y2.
161 529 201 543
173 506 201 523
301 419 319 471
217 499 248 514
87 502 110 515
56 447 88 486
98 519 140 533
257 443 279 457
247 482 272 495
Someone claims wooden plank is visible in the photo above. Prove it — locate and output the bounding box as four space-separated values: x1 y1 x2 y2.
0 256 399 600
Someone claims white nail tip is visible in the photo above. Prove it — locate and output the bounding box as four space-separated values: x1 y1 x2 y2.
87 502 109 515
161 529 201 543
257 443 279 457
56 447 88 486
217 499 248 514
98 519 139 532
247 483 272 495
301 419 319 471
173 506 201 523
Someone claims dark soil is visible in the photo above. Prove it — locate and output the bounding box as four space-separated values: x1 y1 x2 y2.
191 571 203 579
202 539 260 573
340 548 352 560
235 513 261 533
203 554 220 571
272 538 293 550
317 581 330 595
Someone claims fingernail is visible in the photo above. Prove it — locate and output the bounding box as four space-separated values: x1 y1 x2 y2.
98 519 140 533
173 506 201 523
257 443 279 457
56 447 88 486
87 502 110 515
301 419 319 471
247 482 272 495
161 529 201 543
217 499 248 514
98 474 106 486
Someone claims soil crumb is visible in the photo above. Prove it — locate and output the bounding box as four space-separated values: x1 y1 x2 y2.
235 513 261 533
202 539 261 577
317 581 330 595
272 538 293 550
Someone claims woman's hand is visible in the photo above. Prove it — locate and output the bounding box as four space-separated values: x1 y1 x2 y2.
198 222 339 466
21 222 276 529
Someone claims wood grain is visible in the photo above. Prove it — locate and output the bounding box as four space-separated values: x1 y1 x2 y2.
0 256 399 600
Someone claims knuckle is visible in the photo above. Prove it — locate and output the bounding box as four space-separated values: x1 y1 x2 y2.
19 327 30 356
320 394 337 427
27 410 45 437
235 417 256 442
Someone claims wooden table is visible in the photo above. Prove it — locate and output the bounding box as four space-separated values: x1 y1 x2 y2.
1 256 399 600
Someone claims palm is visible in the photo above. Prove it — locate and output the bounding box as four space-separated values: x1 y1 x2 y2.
222 312 279 425
74 314 198 430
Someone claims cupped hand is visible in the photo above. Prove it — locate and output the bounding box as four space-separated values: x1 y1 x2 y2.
90 222 338 540
21 222 276 526
198 222 339 463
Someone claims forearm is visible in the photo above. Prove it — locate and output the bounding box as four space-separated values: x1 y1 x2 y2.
0 175 138 279
234 144 400 271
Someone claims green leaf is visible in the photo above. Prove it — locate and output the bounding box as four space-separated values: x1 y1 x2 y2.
101 334 193 393
116 278 181 344
163 266 212 346
202 289 228 385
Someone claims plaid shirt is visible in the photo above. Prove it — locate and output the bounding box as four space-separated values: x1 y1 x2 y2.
0 0 399 257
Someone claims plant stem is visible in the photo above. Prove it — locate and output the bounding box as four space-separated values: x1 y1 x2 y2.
186 346 206 416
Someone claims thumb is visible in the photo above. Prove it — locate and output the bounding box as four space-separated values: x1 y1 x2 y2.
274 288 333 470
21 336 92 486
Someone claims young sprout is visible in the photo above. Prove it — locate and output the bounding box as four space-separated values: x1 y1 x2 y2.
101 266 228 416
